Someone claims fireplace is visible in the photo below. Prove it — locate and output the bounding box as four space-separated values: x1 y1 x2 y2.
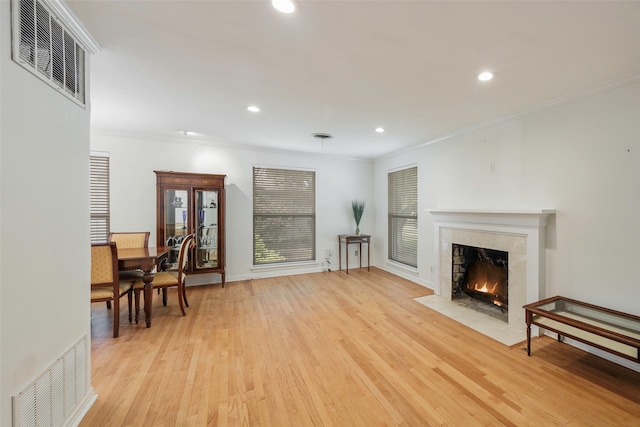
430 209 555 333
452 244 508 310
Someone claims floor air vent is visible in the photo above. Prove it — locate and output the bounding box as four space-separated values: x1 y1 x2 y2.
12 336 89 427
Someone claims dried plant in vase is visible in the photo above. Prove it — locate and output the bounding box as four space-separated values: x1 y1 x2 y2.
351 200 366 235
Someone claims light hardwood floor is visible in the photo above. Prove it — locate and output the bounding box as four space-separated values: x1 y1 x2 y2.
84 268 640 426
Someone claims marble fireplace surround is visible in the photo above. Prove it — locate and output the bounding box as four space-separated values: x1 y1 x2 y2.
429 209 555 334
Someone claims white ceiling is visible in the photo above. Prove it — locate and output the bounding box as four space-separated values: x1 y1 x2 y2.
66 0 640 160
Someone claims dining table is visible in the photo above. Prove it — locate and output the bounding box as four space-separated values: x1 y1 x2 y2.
117 246 169 328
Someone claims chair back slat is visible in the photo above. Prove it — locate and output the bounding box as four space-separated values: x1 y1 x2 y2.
177 234 195 282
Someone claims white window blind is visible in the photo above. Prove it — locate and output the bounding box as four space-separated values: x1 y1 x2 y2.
90 155 110 242
253 167 316 265
388 166 418 267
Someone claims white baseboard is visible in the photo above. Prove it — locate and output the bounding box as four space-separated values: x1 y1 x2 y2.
62 389 98 427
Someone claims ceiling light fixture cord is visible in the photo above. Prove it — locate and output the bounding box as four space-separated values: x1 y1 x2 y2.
312 133 333 149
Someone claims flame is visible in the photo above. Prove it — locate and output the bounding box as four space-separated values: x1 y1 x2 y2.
471 282 505 307
473 282 499 294
462 260 508 308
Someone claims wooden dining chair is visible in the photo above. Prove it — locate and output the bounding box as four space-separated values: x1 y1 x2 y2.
91 242 132 338
108 231 150 318
132 234 194 322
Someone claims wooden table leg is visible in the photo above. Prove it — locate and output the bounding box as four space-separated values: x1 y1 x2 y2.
525 309 532 356
346 245 349 274
367 241 370 271
142 270 154 328
338 238 342 271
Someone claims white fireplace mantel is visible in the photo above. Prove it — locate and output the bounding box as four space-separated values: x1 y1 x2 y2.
428 209 556 228
428 208 556 331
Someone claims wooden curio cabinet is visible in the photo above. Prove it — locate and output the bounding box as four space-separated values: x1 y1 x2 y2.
155 171 226 286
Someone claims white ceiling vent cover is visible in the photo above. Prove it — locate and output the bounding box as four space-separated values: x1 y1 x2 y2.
11 0 95 106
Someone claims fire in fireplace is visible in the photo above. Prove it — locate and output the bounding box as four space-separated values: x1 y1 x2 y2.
452 244 508 310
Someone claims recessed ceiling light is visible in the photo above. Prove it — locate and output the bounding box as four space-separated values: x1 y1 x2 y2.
181 130 196 136
247 105 261 112
272 0 295 14
478 71 494 81
375 127 385 133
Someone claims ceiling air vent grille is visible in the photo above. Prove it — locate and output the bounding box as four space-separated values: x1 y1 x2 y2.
11 0 87 106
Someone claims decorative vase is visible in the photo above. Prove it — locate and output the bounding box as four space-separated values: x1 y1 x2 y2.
351 200 366 237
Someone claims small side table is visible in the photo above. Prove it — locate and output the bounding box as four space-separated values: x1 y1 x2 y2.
338 234 371 274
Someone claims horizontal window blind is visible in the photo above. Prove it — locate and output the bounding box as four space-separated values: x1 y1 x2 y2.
253 167 316 265
90 155 110 242
388 166 418 267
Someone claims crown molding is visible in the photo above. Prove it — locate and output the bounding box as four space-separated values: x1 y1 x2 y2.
45 0 101 54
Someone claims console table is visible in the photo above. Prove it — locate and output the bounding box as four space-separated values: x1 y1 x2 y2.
524 296 640 363
338 234 371 274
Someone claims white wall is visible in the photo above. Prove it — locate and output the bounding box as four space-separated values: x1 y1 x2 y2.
0 2 92 425
374 80 640 315
90 133 375 281
94 79 640 318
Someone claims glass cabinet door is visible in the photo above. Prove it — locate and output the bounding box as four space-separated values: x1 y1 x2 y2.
163 189 189 269
195 190 218 270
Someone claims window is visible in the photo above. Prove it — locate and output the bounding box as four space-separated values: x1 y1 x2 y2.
253 167 316 265
388 166 418 267
90 154 110 242
12 0 88 106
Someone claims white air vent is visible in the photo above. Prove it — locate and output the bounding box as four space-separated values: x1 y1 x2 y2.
11 0 96 106
12 336 89 427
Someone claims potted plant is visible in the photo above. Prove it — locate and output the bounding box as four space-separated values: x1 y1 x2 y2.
351 200 366 235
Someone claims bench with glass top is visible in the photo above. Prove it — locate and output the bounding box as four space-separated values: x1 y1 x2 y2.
524 296 640 363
